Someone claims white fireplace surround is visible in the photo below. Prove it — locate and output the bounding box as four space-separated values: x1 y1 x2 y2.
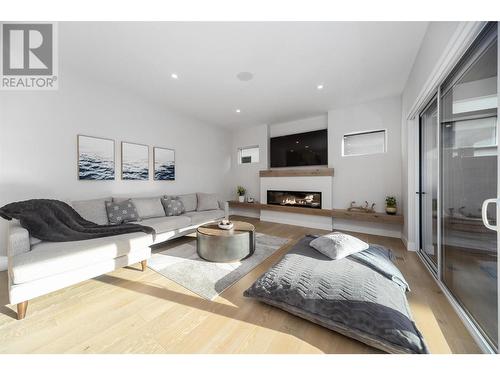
260 175 333 230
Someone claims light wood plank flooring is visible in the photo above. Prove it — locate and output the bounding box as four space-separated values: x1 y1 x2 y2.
0 216 480 353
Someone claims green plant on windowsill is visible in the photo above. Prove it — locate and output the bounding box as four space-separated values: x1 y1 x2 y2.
385 196 397 215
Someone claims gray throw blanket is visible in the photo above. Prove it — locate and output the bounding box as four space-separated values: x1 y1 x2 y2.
0 199 155 242
244 235 428 354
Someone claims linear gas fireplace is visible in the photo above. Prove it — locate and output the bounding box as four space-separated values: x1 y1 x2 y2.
267 190 322 209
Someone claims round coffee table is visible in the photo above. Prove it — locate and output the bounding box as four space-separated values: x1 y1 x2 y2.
196 221 255 263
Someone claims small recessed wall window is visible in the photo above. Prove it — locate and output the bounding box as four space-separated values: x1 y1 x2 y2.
238 146 260 164
342 130 387 157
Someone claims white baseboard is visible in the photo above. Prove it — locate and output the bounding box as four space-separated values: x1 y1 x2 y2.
332 219 401 239
401 234 418 251
0 256 7 272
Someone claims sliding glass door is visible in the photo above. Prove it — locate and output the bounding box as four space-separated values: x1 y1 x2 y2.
419 22 498 351
419 98 439 271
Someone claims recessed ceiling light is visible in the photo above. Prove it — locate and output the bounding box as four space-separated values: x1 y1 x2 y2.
171 73 178 79
236 72 254 81
236 109 241 113
317 84 324 90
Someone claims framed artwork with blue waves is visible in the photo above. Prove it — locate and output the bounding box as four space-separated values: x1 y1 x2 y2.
121 142 149 180
77 135 115 180
154 147 175 181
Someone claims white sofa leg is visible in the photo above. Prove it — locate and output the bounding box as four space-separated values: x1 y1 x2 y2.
140 260 147 272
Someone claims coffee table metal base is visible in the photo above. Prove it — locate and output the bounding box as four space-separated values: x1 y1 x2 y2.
196 222 255 263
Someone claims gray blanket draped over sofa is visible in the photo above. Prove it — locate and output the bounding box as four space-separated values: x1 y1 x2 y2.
0 199 155 242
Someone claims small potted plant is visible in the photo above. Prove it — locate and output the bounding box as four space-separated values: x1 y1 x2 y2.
385 196 397 215
237 186 246 202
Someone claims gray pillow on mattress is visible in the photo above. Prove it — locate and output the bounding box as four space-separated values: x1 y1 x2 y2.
243 235 428 354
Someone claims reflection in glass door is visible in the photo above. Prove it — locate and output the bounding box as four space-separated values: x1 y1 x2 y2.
419 98 439 270
440 24 498 349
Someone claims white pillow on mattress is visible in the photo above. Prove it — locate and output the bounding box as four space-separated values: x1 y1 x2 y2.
309 232 369 260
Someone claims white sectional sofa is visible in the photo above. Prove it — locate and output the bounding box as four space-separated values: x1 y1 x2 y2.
6 193 227 319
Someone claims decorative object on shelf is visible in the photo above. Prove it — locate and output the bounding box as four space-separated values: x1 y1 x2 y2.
348 201 376 213
385 196 397 215
121 142 149 180
218 219 234 230
77 135 115 180
247 197 254 203
237 186 246 202
153 147 175 181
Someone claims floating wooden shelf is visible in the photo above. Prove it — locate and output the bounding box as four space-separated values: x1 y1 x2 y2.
228 200 404 225
330 209 404 224
259 168 334 177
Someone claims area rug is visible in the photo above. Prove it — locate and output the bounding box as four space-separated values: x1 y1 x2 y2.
148 233 289 300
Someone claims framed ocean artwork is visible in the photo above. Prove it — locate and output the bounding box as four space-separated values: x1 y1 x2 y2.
77 135 115 180
153 147 175 181
121 142 149 180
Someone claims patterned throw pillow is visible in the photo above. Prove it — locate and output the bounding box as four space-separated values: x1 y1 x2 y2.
309 232 369 260
105 199 140 224
161 197 185 216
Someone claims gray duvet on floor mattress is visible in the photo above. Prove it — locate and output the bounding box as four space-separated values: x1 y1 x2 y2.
243 235 429 354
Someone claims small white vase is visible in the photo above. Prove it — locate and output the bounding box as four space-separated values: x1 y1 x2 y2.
238 195 245 203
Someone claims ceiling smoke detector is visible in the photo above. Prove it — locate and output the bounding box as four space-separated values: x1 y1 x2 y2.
236 72 254 81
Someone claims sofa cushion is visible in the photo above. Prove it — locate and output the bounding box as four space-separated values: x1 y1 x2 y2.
10 232 154 284
105 200 140 224
182 209 224 225
71 197 111 225
176 193 197 212
161 197 185 216
196 193 219 211
135 216 191 234
131 197 165 219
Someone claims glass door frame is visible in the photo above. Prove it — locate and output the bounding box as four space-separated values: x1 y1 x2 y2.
416 22 498 353
418 93 440 276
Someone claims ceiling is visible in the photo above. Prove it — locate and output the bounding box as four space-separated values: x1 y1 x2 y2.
61 22 429 128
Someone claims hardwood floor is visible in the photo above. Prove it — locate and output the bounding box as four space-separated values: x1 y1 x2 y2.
0 216 481 353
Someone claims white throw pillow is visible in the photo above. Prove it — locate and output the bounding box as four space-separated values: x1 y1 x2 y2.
131 197 165 219
309 232 369 260
196 192 219 211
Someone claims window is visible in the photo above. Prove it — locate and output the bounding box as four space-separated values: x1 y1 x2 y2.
342 130 386 157
238 146 260 164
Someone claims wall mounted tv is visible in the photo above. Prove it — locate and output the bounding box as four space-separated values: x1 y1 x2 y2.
270 129 328 168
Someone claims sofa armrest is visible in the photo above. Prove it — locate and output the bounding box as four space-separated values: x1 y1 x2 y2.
7 221 30 257
218 200 229 216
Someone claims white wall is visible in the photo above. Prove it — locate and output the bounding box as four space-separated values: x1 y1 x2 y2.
229 124 268 201
0 71 232 261
269 114 327 138
328 95 403 237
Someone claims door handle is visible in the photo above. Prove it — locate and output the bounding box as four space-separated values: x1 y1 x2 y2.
481 198 497 231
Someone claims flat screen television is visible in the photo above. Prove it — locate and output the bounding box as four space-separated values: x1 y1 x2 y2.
270 129 328 168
